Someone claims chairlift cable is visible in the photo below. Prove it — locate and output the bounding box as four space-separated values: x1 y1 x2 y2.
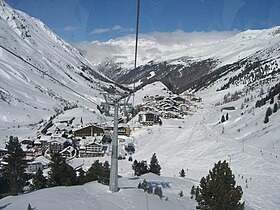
132 0 141 131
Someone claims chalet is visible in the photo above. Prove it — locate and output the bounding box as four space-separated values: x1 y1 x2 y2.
160 111 179 119
25 148 42 157
79 142 104 158
58 117 75 125
172 96 186 105
179 104 190 112
138 111 161 125
49 140 64 154
163 105 180 112
60 146 76 158
163 98 176 106
143 95 155 102
190 96 202 102
105 123 131 136
21 139 33 146
155 95 165 101
118 124 131 136
139 105 156 112
25 161 43 173
74 124 104 137
39 135 52 152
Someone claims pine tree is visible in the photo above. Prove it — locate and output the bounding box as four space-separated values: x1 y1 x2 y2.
273 103 278 113
27 204 32 210
3 136 27 194
154 186 163 198
264 114 269 124
48 153 64 187
149 153 161 176
195 160 244 210
77 168 86 185
141 179 148 192
132 160 140 176
266 107 273 117
32 168 47 190
221 115 225 123
270 96 274 104
195 186 200 201
139 160 149 175
226 113 229 121
99 161 110 185
179 169 185 177
48 153 76 187
86 160 102 182
179 190 183 197
60 161 76 186
132 160 149 176
147 185 153 194
190 185 195 199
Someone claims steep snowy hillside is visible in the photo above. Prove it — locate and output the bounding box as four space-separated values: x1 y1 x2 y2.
125 79 280 210
0 2 124 142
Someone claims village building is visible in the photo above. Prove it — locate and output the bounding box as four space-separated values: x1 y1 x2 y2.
104 123 131 136
60 146 76 158
138 111 162 125
48 140 64 154
143 95 155 102
39 135 52 152
160 111 179 119
21 139 34 147
172 96 186 105
25 148 42 157
25 161 43 173
74 124 104 137
191 96 202 102
139 105 157 112
79 141 104 158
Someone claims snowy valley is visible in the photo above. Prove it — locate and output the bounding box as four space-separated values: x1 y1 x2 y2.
0 1 280 210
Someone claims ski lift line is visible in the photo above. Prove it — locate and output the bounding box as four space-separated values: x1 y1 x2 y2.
132 0 141 131
0 44 108 123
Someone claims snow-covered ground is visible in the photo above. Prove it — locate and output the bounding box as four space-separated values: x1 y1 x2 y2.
1 81 280 210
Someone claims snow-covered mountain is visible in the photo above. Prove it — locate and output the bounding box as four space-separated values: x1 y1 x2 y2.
77 26 280 93
1 2 280 210
0 1 126 140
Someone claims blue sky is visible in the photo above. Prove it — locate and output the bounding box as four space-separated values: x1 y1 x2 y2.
6 0 280 43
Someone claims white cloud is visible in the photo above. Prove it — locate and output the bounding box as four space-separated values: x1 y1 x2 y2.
112 25 123 31
63 26 77 32
90 28 110 34
89 25 133 35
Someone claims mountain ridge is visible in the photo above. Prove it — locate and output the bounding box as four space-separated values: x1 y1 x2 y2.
0 1 125 139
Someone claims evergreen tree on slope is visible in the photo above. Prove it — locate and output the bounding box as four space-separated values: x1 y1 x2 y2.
149 153 161 176
32 168 47 190
195 160 244 210
3 136 27 193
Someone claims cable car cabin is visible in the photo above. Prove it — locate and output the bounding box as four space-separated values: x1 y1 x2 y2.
138 111 161 126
